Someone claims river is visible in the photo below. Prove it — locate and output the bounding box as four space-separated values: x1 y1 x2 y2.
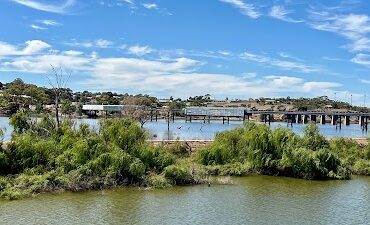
1 117 369 141
0 175 369 225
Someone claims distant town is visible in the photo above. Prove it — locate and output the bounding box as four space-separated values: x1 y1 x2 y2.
0 78 369 118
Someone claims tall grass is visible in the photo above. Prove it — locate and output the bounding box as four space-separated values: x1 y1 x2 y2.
197 123 351 180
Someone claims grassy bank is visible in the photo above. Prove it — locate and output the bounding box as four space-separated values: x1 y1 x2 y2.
0 112 369 199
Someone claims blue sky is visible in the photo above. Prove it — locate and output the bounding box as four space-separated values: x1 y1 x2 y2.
0 0 370 105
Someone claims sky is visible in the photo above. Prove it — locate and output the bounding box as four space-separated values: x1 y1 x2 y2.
0 0 370 105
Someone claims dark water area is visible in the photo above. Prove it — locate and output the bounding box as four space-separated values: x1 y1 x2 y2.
0 175 369 225
1 117 369 141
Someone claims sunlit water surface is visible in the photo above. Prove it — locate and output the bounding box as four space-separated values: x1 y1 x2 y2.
0 175 369 225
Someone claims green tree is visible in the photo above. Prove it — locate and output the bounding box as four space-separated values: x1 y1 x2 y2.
9 111 30 133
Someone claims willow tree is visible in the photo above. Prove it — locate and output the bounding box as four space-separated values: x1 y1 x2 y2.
47 66 70 129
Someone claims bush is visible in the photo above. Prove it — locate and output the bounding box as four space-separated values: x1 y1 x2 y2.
197 123 349 180
164 165 194 185
144 173 172 188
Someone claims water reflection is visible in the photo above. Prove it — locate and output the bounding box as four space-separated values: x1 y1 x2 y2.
0 176 369 225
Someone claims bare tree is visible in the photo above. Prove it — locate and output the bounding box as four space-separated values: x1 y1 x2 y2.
46 65 70 129
121 97 153 127
122 105 151 128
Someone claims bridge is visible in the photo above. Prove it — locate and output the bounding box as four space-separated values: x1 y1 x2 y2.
82 105 369 129
184 107 370 129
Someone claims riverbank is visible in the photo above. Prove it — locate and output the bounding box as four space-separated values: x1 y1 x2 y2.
0 114 370 200
150 138 369 152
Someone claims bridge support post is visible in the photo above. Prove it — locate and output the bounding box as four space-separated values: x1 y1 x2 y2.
345 116 350 126
296 114 302 123
286 114 293 126
302 115 308 124
203 116 206 123
222 117 225 124
227 117 230 124
320 115 326 124
331 115 338 125
310 115 317 123
290 114 296 123
359 116 364 126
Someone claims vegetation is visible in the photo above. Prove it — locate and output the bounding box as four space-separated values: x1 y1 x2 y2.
1 111 370 200
197 123 370 179
0 112 205 199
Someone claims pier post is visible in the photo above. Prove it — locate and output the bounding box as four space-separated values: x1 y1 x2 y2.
320 115 326 124
310 115 317 123
345 116 350 126
227 117 230 124
296 114 302 123
302 115 308 124
359 116 364 126
223 117 225 124
203 116 206 123
155 111 158 122
331 115 337 125
291 114 296 123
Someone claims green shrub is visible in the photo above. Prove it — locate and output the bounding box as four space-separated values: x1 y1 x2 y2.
163 165 194 185
144 173 172 188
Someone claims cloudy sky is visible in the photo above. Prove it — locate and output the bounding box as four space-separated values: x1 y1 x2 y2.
0 0 370 104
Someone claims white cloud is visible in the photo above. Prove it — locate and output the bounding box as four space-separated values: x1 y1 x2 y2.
41 19 62 26
142 3 157 10
95 39 113 48
30 24 46 30
22 40 51 55
240 52 317 73
0 42 18 56
0 40 50 56
128 45 154 56
65 39 113 48
360 79 370 84
1 54 92 73
11 0 75 14
269 5 303 23
351 53 370 66
309 11 370 53
302 82 341 93
265 76 303 88
63 50 84 56
0 41 347 99
219 0 260 19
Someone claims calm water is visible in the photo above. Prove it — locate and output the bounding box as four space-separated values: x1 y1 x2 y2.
0 116 369 141
0 175 369 225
